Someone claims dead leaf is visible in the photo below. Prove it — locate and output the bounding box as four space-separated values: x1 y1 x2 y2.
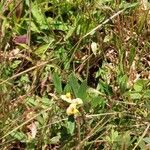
27 122 37 139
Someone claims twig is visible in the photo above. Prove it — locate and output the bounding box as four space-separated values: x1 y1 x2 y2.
133 123 150 150
82 9 125 40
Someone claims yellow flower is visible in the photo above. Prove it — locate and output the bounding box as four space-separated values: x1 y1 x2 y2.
60 93 83 116
66 103 79 116
66 92 71 98
60 93 72 103
72 98 83 105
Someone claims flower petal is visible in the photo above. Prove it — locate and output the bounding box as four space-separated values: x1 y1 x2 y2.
66 103 79 116
60 95 72 103
72 98 83 105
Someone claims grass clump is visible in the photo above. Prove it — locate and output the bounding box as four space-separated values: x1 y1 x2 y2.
0 0 150 149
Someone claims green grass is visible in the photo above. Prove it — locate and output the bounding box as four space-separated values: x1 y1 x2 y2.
0 0 150 149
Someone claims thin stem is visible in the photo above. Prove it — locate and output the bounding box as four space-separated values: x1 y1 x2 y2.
28 0 32 47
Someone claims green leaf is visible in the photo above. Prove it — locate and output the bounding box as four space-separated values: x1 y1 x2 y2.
138 139 146 150
143 137 150 144
67 116 75 135
133 80 144 92
64 84 72 93
36 115 45 126
32 2 48 30
111 129 119 143
11 60 22 69
65 25 76 40
118 74 128 93
42 97 52 106
77 80 87 101
52 72 62 94
31 22 40 33
69 74 79 97
129 47 136 67
129 92 142 100
143 90 150 99
20 74 30 83
34 43 51 57
121 131 131 148
99 80 113 96
50 133 61 144
145 98 150 110
25 97 37 107
10 131 27 142
121 2 139 9
137 11 147 33
91 96 105 108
